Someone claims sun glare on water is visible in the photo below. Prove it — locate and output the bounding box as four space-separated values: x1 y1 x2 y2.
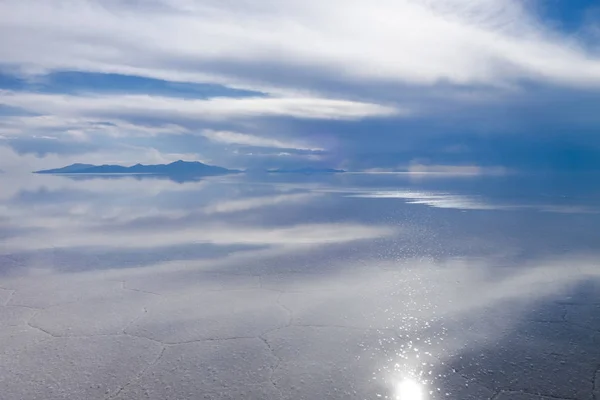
395 379 425 400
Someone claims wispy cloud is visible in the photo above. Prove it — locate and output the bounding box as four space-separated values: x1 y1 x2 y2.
0 115 189 139
201 130 322 151
0 91 400 121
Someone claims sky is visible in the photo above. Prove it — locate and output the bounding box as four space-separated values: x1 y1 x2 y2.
1 0 600 172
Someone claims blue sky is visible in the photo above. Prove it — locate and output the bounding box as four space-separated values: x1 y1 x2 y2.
1 0 600 172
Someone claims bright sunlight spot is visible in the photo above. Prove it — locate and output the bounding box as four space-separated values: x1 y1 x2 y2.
395 379 425 400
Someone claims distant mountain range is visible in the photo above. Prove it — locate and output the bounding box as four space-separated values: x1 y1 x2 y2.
35 160 240 176
35 162 347 176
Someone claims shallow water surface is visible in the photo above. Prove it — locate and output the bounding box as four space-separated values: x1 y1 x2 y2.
0 172 599 400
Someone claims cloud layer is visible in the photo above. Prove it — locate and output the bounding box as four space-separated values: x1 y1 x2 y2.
2 0 600 90
0 90 399 123
2 0 600 170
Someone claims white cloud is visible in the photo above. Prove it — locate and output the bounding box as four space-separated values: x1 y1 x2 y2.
1 0 600 93
201 129 322 151
0 115 190 139
0 90 400 121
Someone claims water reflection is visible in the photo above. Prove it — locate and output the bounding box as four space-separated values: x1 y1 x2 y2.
0 172 600 399
348 190 600 213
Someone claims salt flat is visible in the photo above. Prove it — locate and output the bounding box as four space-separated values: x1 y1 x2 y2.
1 173 600 400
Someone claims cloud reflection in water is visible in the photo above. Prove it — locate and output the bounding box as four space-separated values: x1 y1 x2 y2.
1 172 600 399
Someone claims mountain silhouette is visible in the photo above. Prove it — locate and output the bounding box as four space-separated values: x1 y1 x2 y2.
35 160 240 176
